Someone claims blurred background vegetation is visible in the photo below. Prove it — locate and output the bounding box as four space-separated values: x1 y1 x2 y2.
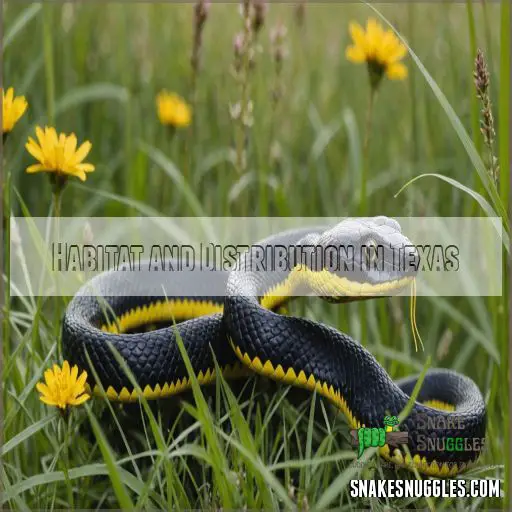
2 2 508 509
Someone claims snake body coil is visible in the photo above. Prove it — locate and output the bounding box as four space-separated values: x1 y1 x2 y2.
63 217 486 477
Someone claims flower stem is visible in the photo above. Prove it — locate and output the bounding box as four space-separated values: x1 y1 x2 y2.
359 86 376 216
51 179 64 357
188 1 208 196
358 85 377 347
159 127 176 212
2 168 11 376
62 413 74 509
236 5 253 179
52 188 62 219
42 4 56 125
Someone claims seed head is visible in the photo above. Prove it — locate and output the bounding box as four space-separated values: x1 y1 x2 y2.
270 23 289 64
194 0 210 28
252 0 267 34
473 48 498 184
474 48 490 100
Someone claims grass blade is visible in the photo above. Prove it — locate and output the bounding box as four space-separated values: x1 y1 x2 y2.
55 84 129 117
104 343 188 509
1 463 161 506
171 327 238 508
395 172 509 251
3 3 42 51
0 414 54 457
499 0 510 207
367 3 508 228
139 141 207 218
85 405 135 510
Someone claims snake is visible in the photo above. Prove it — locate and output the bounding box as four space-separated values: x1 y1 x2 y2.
62 216 486 477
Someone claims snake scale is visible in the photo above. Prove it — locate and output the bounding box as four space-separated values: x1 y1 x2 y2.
62 217 486 477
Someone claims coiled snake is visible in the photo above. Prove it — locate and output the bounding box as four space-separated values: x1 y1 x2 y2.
62 217 486 477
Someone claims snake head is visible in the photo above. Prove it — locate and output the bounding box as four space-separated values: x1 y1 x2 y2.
301 217 418 302
383 415 399 428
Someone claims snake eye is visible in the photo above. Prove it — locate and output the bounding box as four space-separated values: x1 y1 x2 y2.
363 239 379 269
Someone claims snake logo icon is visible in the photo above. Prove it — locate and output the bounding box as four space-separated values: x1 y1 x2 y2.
352 416 407 458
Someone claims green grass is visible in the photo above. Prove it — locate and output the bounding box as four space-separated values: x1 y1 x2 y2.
2 2 508 509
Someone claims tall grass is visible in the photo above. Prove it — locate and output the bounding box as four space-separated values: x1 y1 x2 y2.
1 2 508 509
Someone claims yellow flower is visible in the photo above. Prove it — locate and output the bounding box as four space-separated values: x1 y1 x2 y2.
346 18 408 83
36 361 90 409
2 87 28 134
156 91 192 128
25 126 95 181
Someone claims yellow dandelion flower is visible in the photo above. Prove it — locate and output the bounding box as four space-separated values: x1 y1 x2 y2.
156 91 192 128
346 18 408 84
36 361 90 410
25 126 95 182
2 87 28 134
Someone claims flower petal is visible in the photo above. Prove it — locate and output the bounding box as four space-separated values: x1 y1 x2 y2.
26 164 47 174
39 396 59 407
69 393 90 406
36 382 51 395
44 368 55 386
76 163 95 173
386 62 408 80
5 87 14 104
349 22 366 48
386 40 407 63
3 117 13 133
76 370 88 389
64 169 87 181
13 97 28 121
62 360 71 380
70 364 79 384
366 18 380 38
46 127 59 147
74 141 92 163
64 133 78 159
346 45 366 63
35 126 46 148
25 140 44 163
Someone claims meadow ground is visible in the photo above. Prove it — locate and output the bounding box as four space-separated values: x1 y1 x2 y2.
1 2 509 509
